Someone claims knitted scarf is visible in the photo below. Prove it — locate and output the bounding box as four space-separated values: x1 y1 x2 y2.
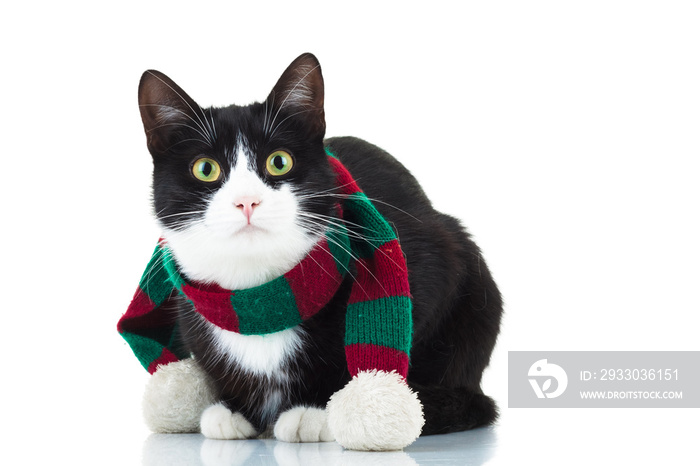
118 149 413 381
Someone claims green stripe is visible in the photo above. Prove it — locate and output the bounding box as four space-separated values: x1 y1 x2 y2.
138 245 173 306
324 146 339 159
326 225 352 277
231 276 301 334
343 192 397 258
344 296 413 354
120 331 165 371
161 247 185 290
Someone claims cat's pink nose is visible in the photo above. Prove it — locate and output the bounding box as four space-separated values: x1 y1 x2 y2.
234 197 261 224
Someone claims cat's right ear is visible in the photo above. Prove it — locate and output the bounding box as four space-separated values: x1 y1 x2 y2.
138 70 208 155
266 53 325 139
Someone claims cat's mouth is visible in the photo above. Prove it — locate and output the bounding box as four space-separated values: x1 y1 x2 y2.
200 217 272 241
231 223 267 237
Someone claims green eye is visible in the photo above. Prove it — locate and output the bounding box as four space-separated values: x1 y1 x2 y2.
266 150 294 176
192 157 221 182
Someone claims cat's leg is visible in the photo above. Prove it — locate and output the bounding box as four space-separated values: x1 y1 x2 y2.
273 406 334 443
143 358 217 433
200 403 257 440
326 370 424 451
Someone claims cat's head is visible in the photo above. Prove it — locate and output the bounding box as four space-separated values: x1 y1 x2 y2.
138 53 336 289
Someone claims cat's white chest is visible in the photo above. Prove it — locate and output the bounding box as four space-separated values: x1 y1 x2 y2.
208 322 304 378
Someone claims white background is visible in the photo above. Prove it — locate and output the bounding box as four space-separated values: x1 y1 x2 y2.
2 1 698 464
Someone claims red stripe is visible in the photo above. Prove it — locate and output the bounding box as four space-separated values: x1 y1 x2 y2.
122 289 156 320
345 343 409 379
348 240 410 304
328 157 362 195
285 239 343 319
117 290 160 333
147 348 179 374
181 283 239 332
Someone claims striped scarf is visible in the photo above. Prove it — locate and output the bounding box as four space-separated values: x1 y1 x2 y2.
118 149 413 381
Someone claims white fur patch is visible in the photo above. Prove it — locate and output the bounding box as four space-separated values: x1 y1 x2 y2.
208 323 304 377
262 389 283 420
142 359 216 433
274 406 335 443
200 403 257 440
156 106 184 123
326 370 424 451
279 63 319 109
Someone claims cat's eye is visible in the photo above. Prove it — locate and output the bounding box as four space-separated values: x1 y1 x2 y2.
266 150 294 177
192 157 221 182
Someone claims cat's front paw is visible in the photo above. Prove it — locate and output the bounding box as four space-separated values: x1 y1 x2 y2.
200 403 257 440
273 406 334 443
326 370 424 451
143 358 216 433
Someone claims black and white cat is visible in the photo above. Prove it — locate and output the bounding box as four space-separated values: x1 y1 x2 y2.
136 53 502 451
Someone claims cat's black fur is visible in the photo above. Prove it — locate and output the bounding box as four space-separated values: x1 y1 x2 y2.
138 53 502 436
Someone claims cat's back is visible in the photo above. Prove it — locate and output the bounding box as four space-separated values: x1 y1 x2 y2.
325 136 434 218
326 137 501 365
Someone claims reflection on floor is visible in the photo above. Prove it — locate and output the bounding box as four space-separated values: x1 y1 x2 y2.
143 427 497 466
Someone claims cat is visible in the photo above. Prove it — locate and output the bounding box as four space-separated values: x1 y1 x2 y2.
130 53 502 451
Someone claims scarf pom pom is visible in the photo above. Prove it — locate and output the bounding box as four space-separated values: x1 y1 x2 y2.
143 359 216 433
326 370 424 451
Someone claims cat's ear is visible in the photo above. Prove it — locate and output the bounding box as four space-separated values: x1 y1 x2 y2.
267 53 325 138
138 70 208 155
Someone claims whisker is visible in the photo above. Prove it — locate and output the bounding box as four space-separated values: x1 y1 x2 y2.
295 218 391 299
157 210 209 221
141 114 213 147
296 208 392 238
140 103 214 147
297 211 407 274
297 192 422 223
292 222 368 294
263 91 274 136
208 108 217 139
300 243 338 282
268 108 314 140
163 138 213 151
292 180 359 199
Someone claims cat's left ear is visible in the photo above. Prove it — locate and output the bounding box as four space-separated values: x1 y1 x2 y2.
267 53 325 138
138 70 209 156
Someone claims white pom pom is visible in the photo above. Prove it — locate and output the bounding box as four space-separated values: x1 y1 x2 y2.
326 370 424 451
143 359 216 433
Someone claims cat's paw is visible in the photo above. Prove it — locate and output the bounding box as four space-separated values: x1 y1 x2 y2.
273 406 335 443
326 370 424 451
143 358 216 433
200 403 257 440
